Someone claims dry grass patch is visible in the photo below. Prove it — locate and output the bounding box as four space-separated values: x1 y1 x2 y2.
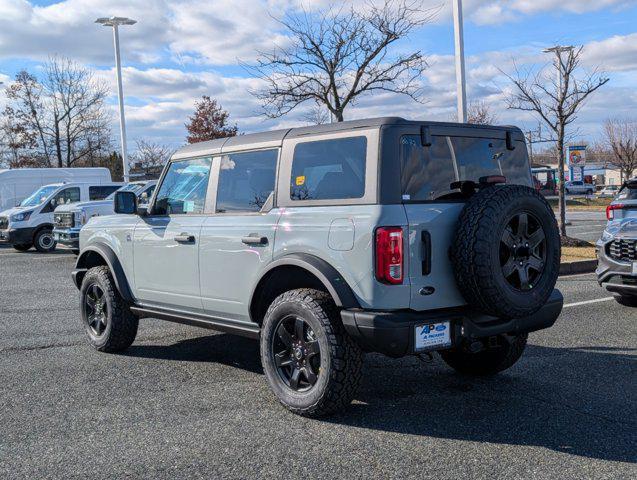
562 246 597 263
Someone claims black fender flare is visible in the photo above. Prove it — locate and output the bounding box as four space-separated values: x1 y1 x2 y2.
72 243 135 303
249 253 360 311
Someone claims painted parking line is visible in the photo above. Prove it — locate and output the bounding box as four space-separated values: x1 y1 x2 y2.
563 297 615 308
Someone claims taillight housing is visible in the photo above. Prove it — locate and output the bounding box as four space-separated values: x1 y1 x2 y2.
606 204 625 220
375 227 404 284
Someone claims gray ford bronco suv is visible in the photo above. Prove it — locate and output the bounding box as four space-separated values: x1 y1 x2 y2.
72 118 563 417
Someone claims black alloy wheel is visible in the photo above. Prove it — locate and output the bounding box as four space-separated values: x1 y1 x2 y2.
271 315 321 392
84 283 108 337
500 212 546 291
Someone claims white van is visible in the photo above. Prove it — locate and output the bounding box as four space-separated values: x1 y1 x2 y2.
0 181 122 252
0 168 112 211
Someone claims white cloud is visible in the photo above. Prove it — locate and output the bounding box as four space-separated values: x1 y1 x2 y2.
582 33 637 72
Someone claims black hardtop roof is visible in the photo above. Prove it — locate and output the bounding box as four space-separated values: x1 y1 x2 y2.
172 117 523 160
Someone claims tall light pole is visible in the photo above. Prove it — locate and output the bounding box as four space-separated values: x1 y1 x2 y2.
543 45 574 101
95 16 137 182
452 0 467 123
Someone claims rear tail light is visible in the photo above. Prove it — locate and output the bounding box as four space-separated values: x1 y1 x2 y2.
606 204 625 220
375 227 403 284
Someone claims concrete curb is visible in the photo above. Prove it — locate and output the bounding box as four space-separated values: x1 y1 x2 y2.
559 259 597 276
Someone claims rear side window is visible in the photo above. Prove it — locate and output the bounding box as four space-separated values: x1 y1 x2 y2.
89 185 120 200
153 157 212 215
617 185 637 200
216 149 278 213
290 136 367 201
400 135 531 201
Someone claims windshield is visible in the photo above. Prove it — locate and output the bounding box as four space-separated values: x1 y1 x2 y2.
106 183 145 200
400 135 532 201
617 185 637 201
20 185 59 207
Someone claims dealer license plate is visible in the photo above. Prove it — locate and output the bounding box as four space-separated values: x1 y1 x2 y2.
415 321 452 351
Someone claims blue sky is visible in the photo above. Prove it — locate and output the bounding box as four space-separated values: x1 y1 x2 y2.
1 0 637 150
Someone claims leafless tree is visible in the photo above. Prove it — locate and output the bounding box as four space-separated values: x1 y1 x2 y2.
504 46 609 237
3 56 111 168
467 100 499 125
604 118 637 182
302 100 331 125
250 0 436 122
131 139 174 176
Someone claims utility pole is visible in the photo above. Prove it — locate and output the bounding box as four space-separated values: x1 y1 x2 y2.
452 0 467 123
95 16 137 182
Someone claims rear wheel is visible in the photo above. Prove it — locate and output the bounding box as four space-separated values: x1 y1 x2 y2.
260 288 363 417
12 243 32 252
615 295 637 307
33 229 56 253
80 266 138 352
440 334 528 375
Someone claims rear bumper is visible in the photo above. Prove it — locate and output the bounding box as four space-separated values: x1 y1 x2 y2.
53 228 80 248
341 289 564 357
0 227 36 245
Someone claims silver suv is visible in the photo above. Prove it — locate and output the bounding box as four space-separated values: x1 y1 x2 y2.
596 179 637 306
71 118 563 417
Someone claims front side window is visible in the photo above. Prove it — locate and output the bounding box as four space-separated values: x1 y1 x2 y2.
89 185 120 201
216 149 278 213
51 187 81 207
153 157 212 215
400 134 532 202
290 136 367 201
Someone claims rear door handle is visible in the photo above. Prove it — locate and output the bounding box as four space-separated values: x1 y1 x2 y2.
241 235 268 246
174 233 195 244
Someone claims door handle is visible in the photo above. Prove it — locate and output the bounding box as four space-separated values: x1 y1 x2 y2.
174 233 195 244
241 235 268 246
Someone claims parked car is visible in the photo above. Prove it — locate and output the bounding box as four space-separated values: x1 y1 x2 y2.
53 181 157 252
564 180 595 195
71 118 563 417
596 179 637 306
598 185 621 198
0 167 112 211
0 182 122 252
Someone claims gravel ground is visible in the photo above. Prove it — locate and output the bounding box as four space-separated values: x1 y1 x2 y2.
0 247 635 479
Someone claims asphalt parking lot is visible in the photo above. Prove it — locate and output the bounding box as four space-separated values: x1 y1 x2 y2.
0 246 635 479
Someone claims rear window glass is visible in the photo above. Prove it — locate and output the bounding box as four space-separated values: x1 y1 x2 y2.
290 136 367 201
617 185 637 200
400 135 531 201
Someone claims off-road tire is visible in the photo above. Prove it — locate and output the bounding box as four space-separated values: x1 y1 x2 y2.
451 184 560 319
33 228 56 253
615 295 637 307
260 288 363 417
80 266 138 352
440 334 528 376
12 243 32 252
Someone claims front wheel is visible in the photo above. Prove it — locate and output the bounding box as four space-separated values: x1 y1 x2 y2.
33 229 56 253
80 266 138 352
260 289 363 417
440 334 528 376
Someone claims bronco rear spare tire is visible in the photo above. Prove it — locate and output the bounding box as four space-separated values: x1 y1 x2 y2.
451 184 560 319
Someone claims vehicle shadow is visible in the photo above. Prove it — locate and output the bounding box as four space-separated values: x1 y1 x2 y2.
124 334 263 374
330 344 637 464
124 334 636 463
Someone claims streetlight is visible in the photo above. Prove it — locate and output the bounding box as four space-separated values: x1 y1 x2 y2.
452 0 467 123
95 16 137 182
543 45 575 96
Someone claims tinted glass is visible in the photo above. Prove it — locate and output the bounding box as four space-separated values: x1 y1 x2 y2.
89 185 120 200
290 136 367 201
400 135 531 201
216 149 278 213
153 157 212 215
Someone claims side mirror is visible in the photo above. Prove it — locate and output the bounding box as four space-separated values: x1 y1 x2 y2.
114 191 138 214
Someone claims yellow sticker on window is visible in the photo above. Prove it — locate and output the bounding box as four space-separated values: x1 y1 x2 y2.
295 175 306 186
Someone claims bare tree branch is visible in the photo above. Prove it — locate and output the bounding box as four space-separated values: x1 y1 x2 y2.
604 118 637 182
246 0 437 121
